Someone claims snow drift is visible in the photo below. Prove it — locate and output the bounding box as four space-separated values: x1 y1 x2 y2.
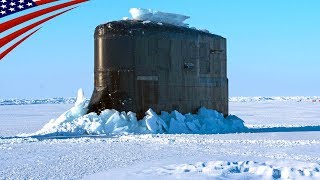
32 89 246 136
94 160 320 179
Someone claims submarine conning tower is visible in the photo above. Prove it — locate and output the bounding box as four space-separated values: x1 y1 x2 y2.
87 20 228 119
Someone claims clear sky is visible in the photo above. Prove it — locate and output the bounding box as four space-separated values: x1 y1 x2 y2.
1 0 320 98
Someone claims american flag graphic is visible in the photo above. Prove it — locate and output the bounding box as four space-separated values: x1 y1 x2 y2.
0 0 88 60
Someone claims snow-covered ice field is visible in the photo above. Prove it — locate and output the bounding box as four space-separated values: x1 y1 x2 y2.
1 99 320 179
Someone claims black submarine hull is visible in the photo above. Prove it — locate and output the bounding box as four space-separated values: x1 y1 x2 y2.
88 20 228 119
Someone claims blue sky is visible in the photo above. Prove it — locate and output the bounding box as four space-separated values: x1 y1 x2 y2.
1 0 320 98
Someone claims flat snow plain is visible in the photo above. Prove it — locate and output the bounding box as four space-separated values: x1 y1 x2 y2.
1 100 320 179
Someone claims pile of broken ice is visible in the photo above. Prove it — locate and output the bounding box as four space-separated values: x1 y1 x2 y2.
128 8 190 27
33 89 246 136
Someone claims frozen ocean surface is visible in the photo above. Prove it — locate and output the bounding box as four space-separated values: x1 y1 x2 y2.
0 93 320 179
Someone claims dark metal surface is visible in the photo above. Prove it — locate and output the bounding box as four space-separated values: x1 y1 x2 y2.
87 20 228 119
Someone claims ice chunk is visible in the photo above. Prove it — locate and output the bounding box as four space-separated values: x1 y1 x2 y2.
186 121 200 133
129 8 190 27
129 8 152 20
144 109 168 133
168 118 190 134
142 20 151 24
75 89 85 107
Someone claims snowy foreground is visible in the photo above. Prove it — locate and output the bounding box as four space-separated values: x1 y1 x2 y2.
1 95 320 179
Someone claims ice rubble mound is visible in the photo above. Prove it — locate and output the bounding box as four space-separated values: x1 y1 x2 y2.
128 8 190 27
33 89 246 136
